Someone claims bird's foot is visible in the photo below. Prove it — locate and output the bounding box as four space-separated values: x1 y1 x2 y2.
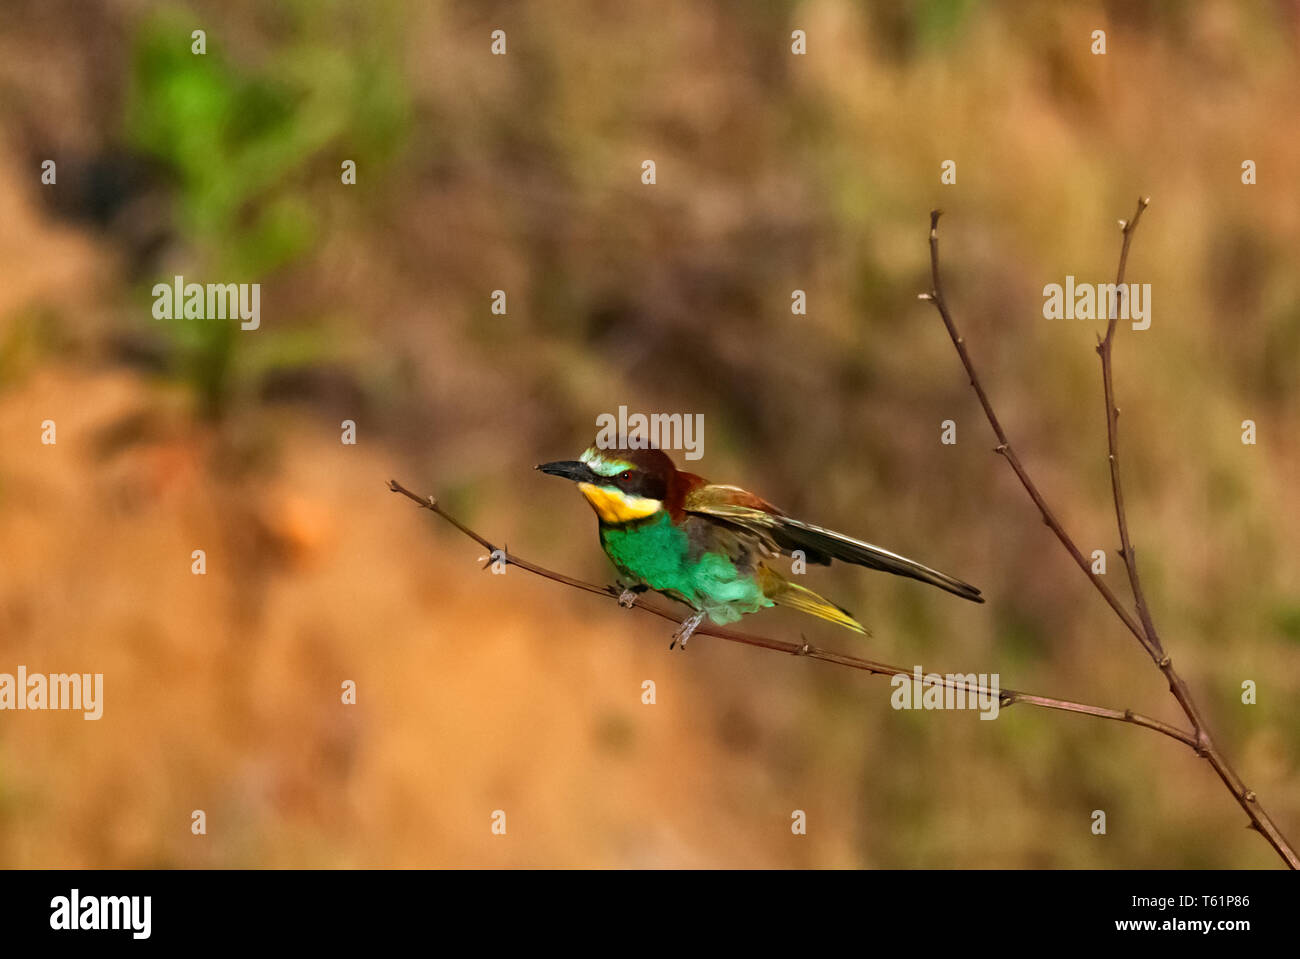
617 588 639 609
670 610 706 651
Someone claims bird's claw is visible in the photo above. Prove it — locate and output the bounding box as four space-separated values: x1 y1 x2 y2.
617 588 639 609
669 611 706 651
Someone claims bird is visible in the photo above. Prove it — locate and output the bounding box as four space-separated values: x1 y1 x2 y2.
537 444 983 648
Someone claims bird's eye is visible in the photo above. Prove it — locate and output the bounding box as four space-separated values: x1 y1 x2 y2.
620 471 631 481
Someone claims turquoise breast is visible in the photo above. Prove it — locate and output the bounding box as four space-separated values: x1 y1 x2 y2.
598 512 774 624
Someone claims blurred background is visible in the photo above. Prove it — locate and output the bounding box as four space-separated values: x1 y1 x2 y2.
1 0 1298 867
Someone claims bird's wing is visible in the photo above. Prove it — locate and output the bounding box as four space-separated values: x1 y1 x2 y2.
679 484 804 558
682 484 984 603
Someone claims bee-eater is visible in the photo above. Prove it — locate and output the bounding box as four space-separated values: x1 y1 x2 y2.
538 445 983 648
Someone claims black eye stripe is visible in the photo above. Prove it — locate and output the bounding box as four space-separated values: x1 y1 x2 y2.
615 471 666 501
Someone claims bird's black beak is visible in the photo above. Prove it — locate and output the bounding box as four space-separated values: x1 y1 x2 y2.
536 460 596 484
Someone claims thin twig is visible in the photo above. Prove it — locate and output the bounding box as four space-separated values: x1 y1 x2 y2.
924 205 1298 869
1098 198 1163 663
388 479 1196 749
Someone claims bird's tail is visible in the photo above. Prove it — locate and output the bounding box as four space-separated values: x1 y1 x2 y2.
758 567 868 636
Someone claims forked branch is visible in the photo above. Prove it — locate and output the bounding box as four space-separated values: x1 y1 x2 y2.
923 203 1297 869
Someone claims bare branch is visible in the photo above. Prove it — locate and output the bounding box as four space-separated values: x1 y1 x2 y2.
1098 197 1163 663
388 479 1196 749
924 206 1298 869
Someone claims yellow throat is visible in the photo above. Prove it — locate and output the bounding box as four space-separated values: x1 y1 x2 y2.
577 483 663 524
